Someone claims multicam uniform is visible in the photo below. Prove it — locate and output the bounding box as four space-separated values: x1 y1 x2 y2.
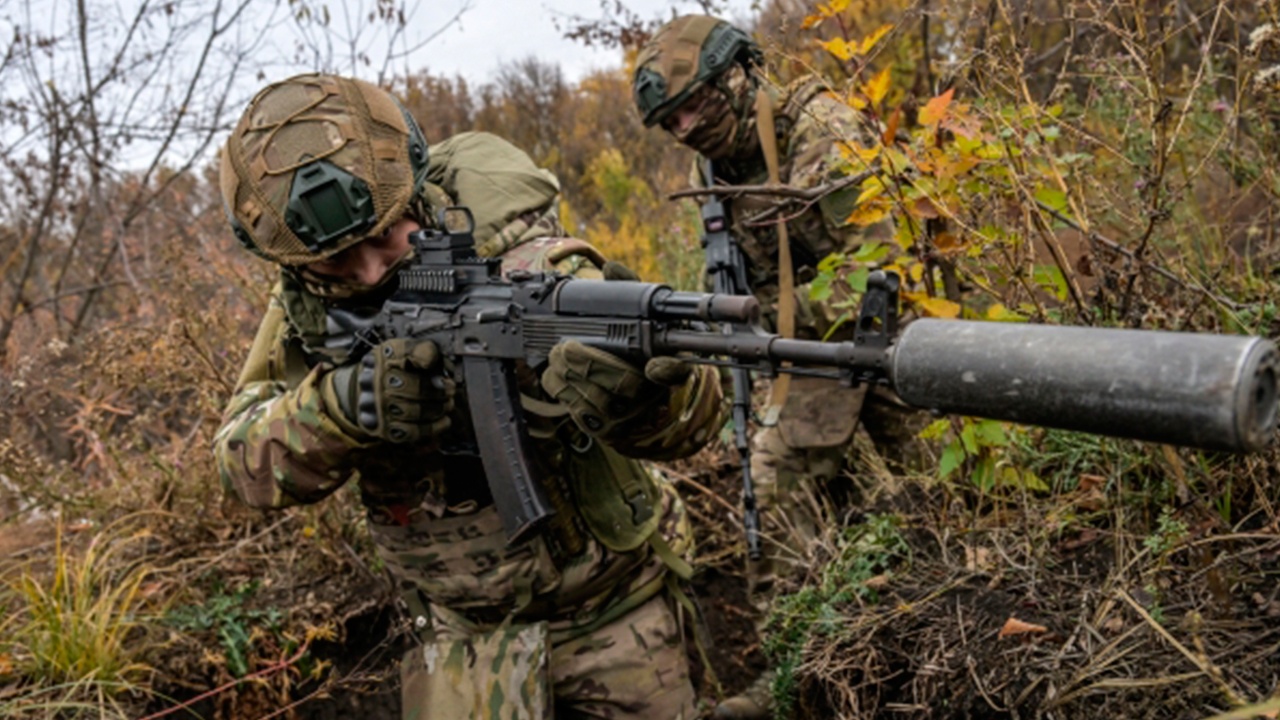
215 130 723 719
633 16 923 717
690 79 917 595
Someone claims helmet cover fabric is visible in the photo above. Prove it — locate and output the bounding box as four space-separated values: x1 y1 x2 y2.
220 73 429 265
633 15 761 128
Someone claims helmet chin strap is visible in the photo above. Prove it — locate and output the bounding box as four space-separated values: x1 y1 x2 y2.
754 84 795 426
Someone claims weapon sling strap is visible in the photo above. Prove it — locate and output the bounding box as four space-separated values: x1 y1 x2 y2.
756 86 794 422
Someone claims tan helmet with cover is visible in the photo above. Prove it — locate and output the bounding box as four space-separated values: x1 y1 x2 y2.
219 73 430 266
632 15 763 128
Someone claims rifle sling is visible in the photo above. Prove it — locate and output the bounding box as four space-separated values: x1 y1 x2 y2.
756 86 794 422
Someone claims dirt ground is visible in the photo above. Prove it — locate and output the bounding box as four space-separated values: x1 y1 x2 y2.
9 439 1277 720
126 443 766 719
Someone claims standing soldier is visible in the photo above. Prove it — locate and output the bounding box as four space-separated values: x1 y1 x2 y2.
633 15 920 719
215 73 724 719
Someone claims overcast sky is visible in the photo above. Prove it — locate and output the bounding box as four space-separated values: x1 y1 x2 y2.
380 0 759 85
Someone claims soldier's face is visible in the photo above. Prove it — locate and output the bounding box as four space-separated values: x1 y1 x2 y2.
661 81 738 159
662 83 717 135
305 217 418 287
663 88 709 136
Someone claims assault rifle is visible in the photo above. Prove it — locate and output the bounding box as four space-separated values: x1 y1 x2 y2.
700 161 763 561
350 207 1278 546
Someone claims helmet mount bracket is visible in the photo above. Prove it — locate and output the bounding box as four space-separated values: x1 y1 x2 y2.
284 160 377 254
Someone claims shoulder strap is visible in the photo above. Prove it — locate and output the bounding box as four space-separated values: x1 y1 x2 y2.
756 87 794 422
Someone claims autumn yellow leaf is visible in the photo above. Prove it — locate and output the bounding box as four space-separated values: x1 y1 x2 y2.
845 199 892 227
881 146 912 174
936 153 981 180
805 0 851 27
838 141 880 165
855 177 886 206
906 146 933 173
919 87 956 126
999 617 1049 638
864 66 891 107
820 37 855 61
913 295 962 318
985 303 1027 322
859 24 893 54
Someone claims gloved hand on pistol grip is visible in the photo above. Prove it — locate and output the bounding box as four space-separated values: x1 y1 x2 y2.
541 340 693 439
324 338 455 443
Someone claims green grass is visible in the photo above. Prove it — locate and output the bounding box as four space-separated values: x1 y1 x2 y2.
0 519 160 714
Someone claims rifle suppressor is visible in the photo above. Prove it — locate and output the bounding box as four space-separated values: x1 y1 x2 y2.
890 319 1279 453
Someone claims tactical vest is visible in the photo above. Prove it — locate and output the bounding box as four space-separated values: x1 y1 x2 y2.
698 79 871 340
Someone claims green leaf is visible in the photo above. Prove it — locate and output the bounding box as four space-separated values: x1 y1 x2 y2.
817 252 847 273
1034 264 1069 301
973 420 1007 447
1020 470 1050 492
918 418 951 440
852 241 889 264
821 311 852 341
960 421 979 454
810 273 834 302
938 440 965 479
1058 152 1092 166
1033 187 1068 212
970 455 996 491
845 267 871 293
954 135 983 154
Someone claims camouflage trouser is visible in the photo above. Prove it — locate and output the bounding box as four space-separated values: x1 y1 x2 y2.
747 377 924 602
548 593 696 719
408 592 696 719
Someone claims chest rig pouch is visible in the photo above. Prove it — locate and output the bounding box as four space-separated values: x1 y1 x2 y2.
556 426 662 553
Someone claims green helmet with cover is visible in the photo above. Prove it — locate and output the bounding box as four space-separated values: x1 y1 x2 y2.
219 73 430 266
632 14 763 128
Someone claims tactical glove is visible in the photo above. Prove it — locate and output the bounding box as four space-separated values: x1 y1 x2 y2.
541 340 693 439
324 338 455 443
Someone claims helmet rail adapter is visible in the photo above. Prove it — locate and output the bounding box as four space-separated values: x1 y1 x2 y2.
633 15 763 128
219 73 429 266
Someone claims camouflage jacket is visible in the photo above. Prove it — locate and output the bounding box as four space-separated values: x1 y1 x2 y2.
214 178 722 640
693 80 889 341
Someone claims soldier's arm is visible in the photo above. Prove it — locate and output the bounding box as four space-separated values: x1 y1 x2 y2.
792 92 894 254
559 254 726 462
606 364 725 461
213 287 372 509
